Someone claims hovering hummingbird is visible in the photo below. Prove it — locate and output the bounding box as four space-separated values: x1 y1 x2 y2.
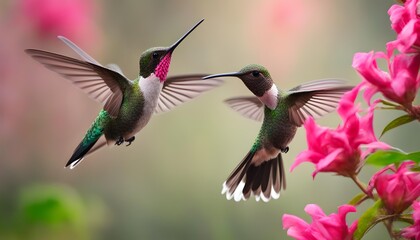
26 19 222 169
204 64 353 202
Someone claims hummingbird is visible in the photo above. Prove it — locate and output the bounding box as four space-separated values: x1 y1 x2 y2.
204 64 353 202
26 19 222 169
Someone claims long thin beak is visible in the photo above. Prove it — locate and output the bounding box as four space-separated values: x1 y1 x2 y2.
203 72 241 80
167 19 204 54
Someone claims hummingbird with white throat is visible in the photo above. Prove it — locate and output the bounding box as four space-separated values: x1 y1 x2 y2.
26 19 222 169
204 64 352 202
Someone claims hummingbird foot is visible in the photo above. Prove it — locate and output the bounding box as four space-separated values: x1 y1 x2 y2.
281 146 289 153
115 136 124 146
125 136 135 146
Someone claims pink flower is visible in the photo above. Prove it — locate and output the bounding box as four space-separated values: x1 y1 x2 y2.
247 0 327 79
352 51 420 107
387 0 420 53
402 201 420 240
368 161 420 214
388 20 420 54
282 204 358 240
19 0 100 45
291 85 389 177
388 0 418 34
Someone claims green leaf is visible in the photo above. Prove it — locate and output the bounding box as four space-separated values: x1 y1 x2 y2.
354 200 386 240
381 114 415 137
348 192 368 206
365 149 420 166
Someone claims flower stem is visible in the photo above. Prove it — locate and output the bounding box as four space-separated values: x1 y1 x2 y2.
405 104 420 121
383 219 398 240
350 175 370 197
371 215 399 240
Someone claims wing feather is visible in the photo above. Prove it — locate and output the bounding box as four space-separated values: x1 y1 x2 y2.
224 96 265 122
58 36 101 65
154 74 223 114
26 49 129 117
287 79 353 126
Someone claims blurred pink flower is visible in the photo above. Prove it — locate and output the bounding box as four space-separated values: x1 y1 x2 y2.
368 161 420 214
247 0 326 78
282 204 358 240
402 201 420 239
291 85 389 177
19 0 100 45
387 0 420 53
352 51 420 107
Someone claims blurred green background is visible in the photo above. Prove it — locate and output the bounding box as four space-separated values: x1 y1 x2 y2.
0 0 418 239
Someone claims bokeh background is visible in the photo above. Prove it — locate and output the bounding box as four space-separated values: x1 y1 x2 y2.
0 0 419 239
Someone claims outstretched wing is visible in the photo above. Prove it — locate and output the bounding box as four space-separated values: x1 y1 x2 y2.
286 79 353 126
59 36 128 79
58 36 101 65
25 49 129 117
154 74 223 114
224 96 264 122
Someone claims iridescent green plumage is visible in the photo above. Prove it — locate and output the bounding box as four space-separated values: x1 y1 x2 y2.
69 110 111 167
204 64 353 202
84 110 110 145
26 19 223 168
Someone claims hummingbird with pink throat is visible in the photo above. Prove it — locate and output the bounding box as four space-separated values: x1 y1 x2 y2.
26 19 222 168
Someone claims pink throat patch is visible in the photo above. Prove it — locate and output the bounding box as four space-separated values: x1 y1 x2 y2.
155 54 172 82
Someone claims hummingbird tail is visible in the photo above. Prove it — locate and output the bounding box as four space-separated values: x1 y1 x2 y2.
66 122 106 169
222 152 286 202
66 135 103 169
66 110 109 169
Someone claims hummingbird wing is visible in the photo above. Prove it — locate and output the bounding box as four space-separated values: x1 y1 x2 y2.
59 36 129 79
155 74 223 114
25 49 129 117
58 36 101 65
286 79 353 126
106 63 125 75
224 96 264 121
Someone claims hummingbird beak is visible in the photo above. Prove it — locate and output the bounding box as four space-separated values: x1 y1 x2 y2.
202 72 241 80
166 19 204 55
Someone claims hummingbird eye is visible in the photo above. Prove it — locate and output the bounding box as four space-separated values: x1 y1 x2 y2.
152 52 159 59
251 71 260 78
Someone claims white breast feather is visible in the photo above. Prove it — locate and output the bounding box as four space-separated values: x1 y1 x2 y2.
259 84 278 110
129 73 163 136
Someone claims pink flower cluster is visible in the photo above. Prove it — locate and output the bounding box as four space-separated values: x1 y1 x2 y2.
368 161 420 214
353 0 420 108
387 0 420 54
352 51 420 107
282 204 358 240
402 201 420 239
284 1 419 239
291 86 389 178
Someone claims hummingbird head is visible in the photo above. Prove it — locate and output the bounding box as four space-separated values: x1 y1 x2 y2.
203 64 274 97
139 19 204 82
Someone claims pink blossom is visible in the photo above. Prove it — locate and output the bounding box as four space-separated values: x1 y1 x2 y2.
368 161 420 214
291 85 389 177
282 204 358 240
388 0 418 34
388 20 420 54
19 0 100 45
247 0 324 78
387 0 420 53
352 51 420 107
402 201 420 240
